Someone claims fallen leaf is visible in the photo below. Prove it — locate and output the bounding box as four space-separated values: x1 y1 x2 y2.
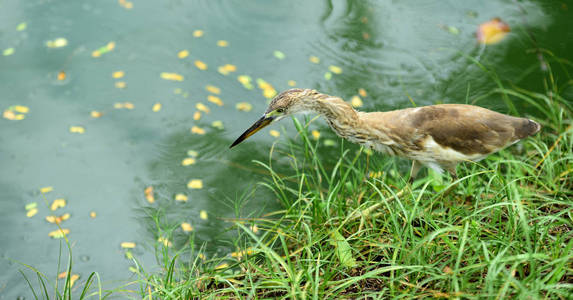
477 18 510 45
194 60 208 70
91 41 115 57
216 40 228 47
187 150 198 157
121 242 136 249
48 228 70 239
115 81 126 89
112 71 125 79
57 71 66 81
25 203 38 210
158 236 172 247
26 208 38 218
152 103 162 112
269 130 280 137
90 211 96 218
328 65 343 74
69 126 85 134
196 103 210 113
160 72 184 81
175 194 188 202
207 95 223 106
217 64 237 75
311 130 320 140
200 210 208 220
324 72 332 80
144 186 154 204
193 111 201 120
235 102 252 112
358 88 367 97
191 126 205 135
58 272 67 279
16 22 27 31
273 50 285 60
69 274 79 287
309 56 320 64
193 30 204 37
50 199 66 211
329 229 357 267
237 75 254 89
91 111 103 118
181 222 193 232
287 80 296 87
188 179 203 189
178 50 189 59
205 85 221 94
350 95 363 107
40 187 53 194
46 38 68 48
182 158 196 166
211 120 224 130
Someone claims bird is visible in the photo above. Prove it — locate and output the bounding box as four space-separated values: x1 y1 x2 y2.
230 88 541 181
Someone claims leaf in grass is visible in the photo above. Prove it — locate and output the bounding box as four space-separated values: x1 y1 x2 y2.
329 229 356 267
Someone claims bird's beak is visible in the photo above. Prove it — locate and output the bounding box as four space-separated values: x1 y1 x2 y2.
229 115 274 148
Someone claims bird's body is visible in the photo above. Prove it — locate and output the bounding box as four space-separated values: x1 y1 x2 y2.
230 89 540 180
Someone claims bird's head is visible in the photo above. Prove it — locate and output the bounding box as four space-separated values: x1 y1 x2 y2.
230 88 317 148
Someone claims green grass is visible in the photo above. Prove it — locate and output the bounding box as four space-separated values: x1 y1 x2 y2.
21 63 573 299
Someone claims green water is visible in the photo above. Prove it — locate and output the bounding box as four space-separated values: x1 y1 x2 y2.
1 0 571 297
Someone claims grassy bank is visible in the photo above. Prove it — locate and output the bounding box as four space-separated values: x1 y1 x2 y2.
23 69 572 299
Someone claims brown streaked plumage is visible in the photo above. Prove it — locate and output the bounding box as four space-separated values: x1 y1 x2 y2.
230 89 541 180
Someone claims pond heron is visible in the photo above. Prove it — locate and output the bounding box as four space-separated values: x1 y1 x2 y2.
230 89 540 181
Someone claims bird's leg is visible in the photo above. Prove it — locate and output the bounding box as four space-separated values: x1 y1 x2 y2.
408 160 422 184
442 164 459 196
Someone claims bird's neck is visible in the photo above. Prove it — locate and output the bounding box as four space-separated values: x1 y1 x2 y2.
309 93 362 139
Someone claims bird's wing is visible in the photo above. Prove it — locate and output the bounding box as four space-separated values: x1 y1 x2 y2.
407 104 538 155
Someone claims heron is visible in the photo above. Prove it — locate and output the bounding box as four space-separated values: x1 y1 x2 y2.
230 88 540 181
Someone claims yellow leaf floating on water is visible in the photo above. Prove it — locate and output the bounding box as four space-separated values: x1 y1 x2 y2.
92 42 115 58
144 186 154 204
40 186 53 194
269 130 280 137
112 71 125 79
309 56 320 64
114 102 134 109
311 130 320 140
121 242 136 249
69 274 79 288
158 236 172 247
207 95 223 106
235 102 252 112
50 199 66 211
273 50 286 60
26 208 38 218
196 103 210 113
57 71 66 81
206 85 221 95
237 75 254 90
217 64 237 75
69 126 85 134
211 120 224 130
178 50 189 59
324 72 332 80
216 40 229 47
256 78 277 99
477 18 510 45
187 150 198 157
181 158 196 166
58 271 68 279
160 72 184 81
191 126 205 135
152 103 162 112
358 88 367 97
115 81 126 89
193 30 204 37
328 65 343 74
45 213 70 224
118 0 133 9
188 179 203 189
46 38 68 48
175 193 188 202
48 228 70 239
350 95 363 108
3 105 29 121
90 211 96 218
288 80 296 87
181 222 193 232
200 210 208 220
194 60 208 70
193 111 201 120
91 111 102 118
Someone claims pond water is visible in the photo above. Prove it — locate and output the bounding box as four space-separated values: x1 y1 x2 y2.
1 0 571 297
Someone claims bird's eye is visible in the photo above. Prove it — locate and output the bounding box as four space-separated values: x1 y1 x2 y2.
277 108 285 113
